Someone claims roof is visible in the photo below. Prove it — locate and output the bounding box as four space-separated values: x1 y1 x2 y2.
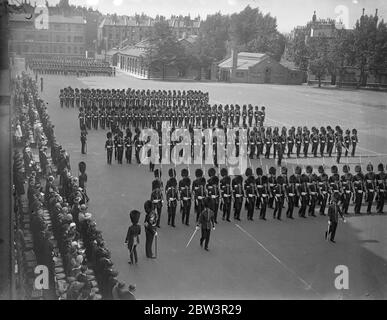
279 59 299 71
49 15 85 24
118 46 146 58
218 52 269 70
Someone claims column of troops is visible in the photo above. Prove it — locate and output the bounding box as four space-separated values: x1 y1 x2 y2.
146 163 387 230
28 58 114 77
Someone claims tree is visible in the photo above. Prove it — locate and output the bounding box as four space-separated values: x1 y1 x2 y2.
145 21 186 80
309 57 328 87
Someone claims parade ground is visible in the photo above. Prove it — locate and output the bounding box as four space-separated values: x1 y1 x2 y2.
39 70 387 300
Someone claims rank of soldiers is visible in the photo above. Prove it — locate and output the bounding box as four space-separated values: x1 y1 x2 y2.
28 57 114 77
59 87 267 131
146 163 386 228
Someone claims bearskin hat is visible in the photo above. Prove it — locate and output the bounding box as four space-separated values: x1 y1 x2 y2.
289 175 297 184
256 167 263 176
129 210 141 224
261 176 268 184
378 163 384 172
181 168 189 178
78 161 86 174
195 168 203 178
306 166 313 174
245 168 253 177
352 129 357 135
366 163 373 172
295 166 302 175
144 200 153 214
343 165 350 173
331 165 338 174
355 165 362 173
208 167 216 177
318 165 324 174
107 132 112 139
269 167 276 175
220 168 228 177
281 167 288 175
152 180 161 190
168 168 176 178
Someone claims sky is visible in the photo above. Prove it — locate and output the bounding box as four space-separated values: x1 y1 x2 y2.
31 0 387 33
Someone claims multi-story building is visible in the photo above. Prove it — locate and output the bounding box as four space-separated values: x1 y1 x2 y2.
9 13 87 58
97 14 201 51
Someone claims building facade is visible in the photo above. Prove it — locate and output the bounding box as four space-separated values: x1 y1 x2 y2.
218 52 305 85
9 13 87 58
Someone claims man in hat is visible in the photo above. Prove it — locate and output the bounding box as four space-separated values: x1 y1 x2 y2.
196 198 216 251
80 129 87 155
192 168 206 223
341 165 353 215
306 166 318 217
105 132 114 165
179 168 192 226
353 165 365 215
286 174 297 219
244 168 257 221
232 172 244 221
317 165 329 216
273 175 285 220
376 164 387 213
364 163 376 214
256 167 268 220
125 210 141 264
144 200 158 259
351 129 358 157
268 167 277 209
298 173 309 218
151 170 164 228
207 168 220 224
220 168 232 222
166 168 178 227
325 193 346 243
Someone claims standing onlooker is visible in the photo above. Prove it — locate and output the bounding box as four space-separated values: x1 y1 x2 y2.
144 200 158 259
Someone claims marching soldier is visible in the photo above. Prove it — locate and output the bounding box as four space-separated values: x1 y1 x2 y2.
192 169 206 223
295 127 302 158
286 174 297 219
124 129 133 164
352 165 364 215
287 128 294 158
117 132 124 165
268 167 277 209
326 127 335 157
325 193 346 243
220 168 232 222
207 168 220 224
306 166 318 217
179 168 192 226
329 165 341 205
341 165 353 215
351 129 358 157
302 128 310 158
166 168 178 227
376 163 386 213
273 175 285 220
311 127 319 157
232 172 244 221
298 173 309 218
244 168 257 221
151 170 164 228
344 130 351 157
317 165 329 216
105 132 113 165
80 129 87 155
319 127 327 157
144 200 158 259
256 167 268 220
364 163 376 214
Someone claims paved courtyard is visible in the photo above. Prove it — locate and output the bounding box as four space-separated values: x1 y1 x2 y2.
38 70 387 299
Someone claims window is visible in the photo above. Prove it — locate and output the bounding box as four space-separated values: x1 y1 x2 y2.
236 71 244 78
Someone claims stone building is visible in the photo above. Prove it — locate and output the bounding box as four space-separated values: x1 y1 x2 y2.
9 13 86 58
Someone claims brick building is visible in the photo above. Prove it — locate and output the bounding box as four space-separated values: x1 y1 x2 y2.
9 13 87 58
217 51 305 85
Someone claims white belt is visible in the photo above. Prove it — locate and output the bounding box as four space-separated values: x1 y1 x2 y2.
198 196 204 200
380 189 385 192
153 199 161 203
262 194 268 197
211 195 217 199
169 198 176 201
322 191 327 194
224 195 231 198
368 189 374 192
269 184 274 187
310 192 317 195
236 195 242 198
248 194 255 198
183 197 190 201
346 191 351 194
275 194 282 197
357 191 363 194
257 185 263 188
288 193 295 196
301 192 307 196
